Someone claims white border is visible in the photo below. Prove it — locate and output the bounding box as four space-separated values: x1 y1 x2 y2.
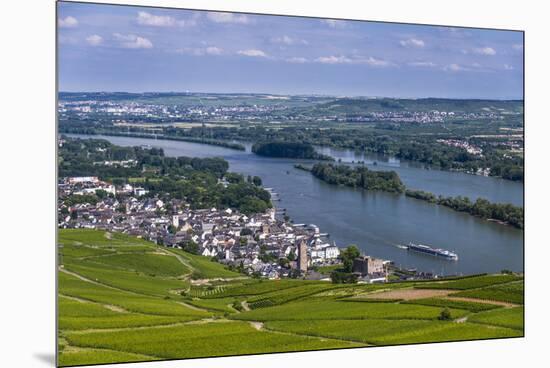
2 0 547 367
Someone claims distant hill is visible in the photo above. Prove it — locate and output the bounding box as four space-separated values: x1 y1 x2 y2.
315 97 523 114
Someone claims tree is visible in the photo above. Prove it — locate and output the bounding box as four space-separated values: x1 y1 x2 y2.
95 189 108 199
287 251 296 261
339 245 360 273
330 271 358 284
180 240 199 254
252 176 262 186
438 308 452 321
278 258 290 268
288 269 301 279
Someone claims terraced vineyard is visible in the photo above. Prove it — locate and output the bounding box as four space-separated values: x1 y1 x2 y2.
58 229 524 367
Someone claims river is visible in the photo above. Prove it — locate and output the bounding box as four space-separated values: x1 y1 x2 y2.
67 134 524 275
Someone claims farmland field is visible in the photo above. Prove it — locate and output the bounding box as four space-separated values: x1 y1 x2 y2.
468 307 524 330
414 274 522 290
451 280 524 305
264 319 521 345
57 230 524 367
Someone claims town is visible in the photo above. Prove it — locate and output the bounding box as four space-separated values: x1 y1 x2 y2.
58 176 392 283
58 92 516 126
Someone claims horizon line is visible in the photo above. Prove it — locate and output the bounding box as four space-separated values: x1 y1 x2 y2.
58 91 524 101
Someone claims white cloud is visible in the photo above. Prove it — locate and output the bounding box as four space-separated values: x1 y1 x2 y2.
408 61 437 68
504 64 514 70
272 35 308 46
321 19 347 28
237 49 267 57
137 11 175 27
207 12 249 24
473 47 496 56
512 44 523 51
137 11 197 27
205 46 223 55
176 46 223 56
315 55 353 64
58 16 78 28
445 63 469 72
399 38 425 48
363 56 391 67
315 55 391 67
286 57 308 64
85 34 103 46
113 33 153 49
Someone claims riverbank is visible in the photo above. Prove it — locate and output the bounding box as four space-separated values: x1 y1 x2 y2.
65 133 524 275
60 129 246 151
62 125 523 182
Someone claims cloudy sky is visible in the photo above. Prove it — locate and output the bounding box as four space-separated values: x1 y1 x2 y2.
58 2 523 99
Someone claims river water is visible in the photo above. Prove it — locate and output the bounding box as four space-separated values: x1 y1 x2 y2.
67 134 524 275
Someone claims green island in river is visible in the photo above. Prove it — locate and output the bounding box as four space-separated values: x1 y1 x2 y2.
252 141 334 160
294 163 523 228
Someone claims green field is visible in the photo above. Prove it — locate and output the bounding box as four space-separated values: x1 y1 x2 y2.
231 299 469 321
168 248 242 279
452 281 524 304
403 297 503 312
89 253 190 277
64 321 361 360
415 274 522 290
264 319 521 345
468 307 524 330
57 229 524 367
185 297 239 313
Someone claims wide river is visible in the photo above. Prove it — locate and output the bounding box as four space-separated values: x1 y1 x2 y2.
68 134 524 275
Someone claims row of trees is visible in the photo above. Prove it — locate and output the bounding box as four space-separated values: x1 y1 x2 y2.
405 189 524 229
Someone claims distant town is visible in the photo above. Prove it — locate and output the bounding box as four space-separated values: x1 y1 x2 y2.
58 92 519 126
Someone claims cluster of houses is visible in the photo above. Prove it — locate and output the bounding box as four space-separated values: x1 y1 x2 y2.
61 177 393 280
436 139 483 156
59 176 116 196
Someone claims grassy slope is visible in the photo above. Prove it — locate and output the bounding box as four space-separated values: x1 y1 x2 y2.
231 299 469 321
64 321 361 360
264 319 521 346
168 248 242 278
57 229 524 366
452 281 524 304
415 274 522 290
57 230 357 366
468 307 524 330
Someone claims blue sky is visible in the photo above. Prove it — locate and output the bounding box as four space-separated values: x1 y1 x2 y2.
58 2 524 99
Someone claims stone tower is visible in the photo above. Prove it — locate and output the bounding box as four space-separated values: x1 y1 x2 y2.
297 238 308 273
